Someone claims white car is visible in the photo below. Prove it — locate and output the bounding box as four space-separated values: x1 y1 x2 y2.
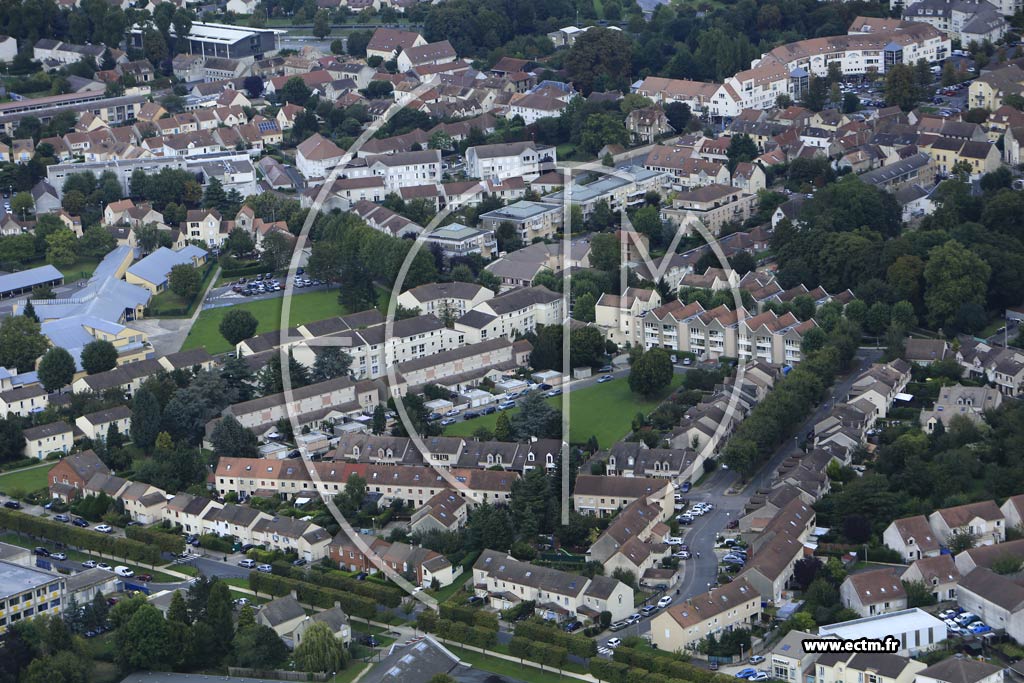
665 536 684 545
256 564 273 573
95 524 113 533
114 566 134 577
657 595 673 609
96 563 113 571
239 559 256 568
606 638 622 648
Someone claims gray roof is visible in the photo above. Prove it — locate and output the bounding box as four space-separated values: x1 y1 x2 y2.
23 420 73 440
483 285 560 315
0 265 63 294
917 656 1004 683
79 405 131 426
161 347 215 369
259 595 306 627
126 245 208 286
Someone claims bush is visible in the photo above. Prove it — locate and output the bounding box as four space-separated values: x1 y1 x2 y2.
0 507 160 564
125 525 185 555
197 533 234 553
248 569 376 619
514 620 596 658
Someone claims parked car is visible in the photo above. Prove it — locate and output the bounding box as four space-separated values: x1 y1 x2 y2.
33 547 50 557
292 558 307 566
625 613 642 625
665 537 684 545
727 519 739 529
440 418 457 426
114 566 134 577
640 605 658 617
238 559 256 568
749 656 766 665
749 672 769 681
256 564 273 573
3 500 21 509
599 365 613 372
497 400 516 410
681 482 691 493
51 552 67 561
537 383 552 391
82 560 97 568
969 622 991 634
467 596 484 606
54 514 70 523
597 375 613 383
463 410 480 419
137 573 152 582
72 517 88 528
95 524 113 533
354 572 368 581
735 669 758 679
564 620 582 632
96 563 113 571
657 595 673 609
608 621 628 632
481 406 497 415
545 389 562 397
362 635 380 647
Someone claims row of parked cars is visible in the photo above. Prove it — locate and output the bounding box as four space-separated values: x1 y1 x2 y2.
238 558 274 573
940 607 991 636
677 501 713 524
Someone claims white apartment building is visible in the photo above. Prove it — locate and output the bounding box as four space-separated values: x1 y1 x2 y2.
454 285 562 343
465 142 556 181
344 150 442 191
478 200 563 242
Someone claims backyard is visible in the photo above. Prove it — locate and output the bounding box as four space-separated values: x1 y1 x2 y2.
443 375 685 448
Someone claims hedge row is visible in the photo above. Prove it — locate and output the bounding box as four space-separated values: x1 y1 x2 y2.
514 620 597 658
273 563 405 608
248 570 376 620
434 618 498 649
125 526 184 556
508 636 568 669
591 659 673 683
439 603 499 631
0 508 162 564
610 646 734 683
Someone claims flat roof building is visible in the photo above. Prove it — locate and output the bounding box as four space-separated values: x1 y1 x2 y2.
129 22 284 61
0 265 64 299
0 560 66 634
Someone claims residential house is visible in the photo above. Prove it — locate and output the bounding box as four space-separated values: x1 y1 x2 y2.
650 578 761 653
901 554 960 603
928 500 1005 547
840 568 908 617
884 515 942 562
920 384 1002 434
409 489 468 534
74 406 132 442
955 567 1024 643
22 421 73 460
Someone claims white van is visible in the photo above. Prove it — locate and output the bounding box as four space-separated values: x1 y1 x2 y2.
114 566 134 577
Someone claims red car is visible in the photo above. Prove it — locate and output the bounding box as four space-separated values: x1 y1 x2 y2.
727 520 739 529
107 597 119 606
137 574 153 582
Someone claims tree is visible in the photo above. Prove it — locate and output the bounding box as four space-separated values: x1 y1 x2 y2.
664 101 691 132
722 438 757 476
941 60 958 87
294 621 349 673
589 232 620 273
885 64 920 111
628 348 673 398
131 387 162 450
243 75 265 99
564 27 633 93
842 92 860 114
115 604 177 671
801 75 828 112
372 404 386 435
80 340 118 375
225 227 255 257
990 553 1024 575
793 557 822 590
946 529 979 554
494 411 513 441
923 241 990 330
210 415 258 459
22 300 38 323
219 309 259 346
726 134 758 172
38 347 75 392
203 581 234 650
578 113 628 156
79 225 116 259
10 191 33 218
574 291 596 323
45 228 77 267
902 580 937 608
312 9 331 39
168 264 201 300
261 230 293 271
0 314 49 373
312 348 352 382
279 77 312 106
234 624 289 669
347 30 372 57
570 326 605 366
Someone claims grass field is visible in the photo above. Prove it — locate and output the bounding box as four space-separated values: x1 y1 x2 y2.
182 286 393 355
181 290 348 354
148 265 218 318
57 258 102 282
0 463 51 495
443 375 685 448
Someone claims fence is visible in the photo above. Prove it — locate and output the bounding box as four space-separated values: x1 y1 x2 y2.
227 667 329 681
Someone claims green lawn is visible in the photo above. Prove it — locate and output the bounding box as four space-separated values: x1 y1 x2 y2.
0 464 51 495
148 264 218 318
328 662 370 683
57 258 101 282
445 645 585 683
427 574 471 604
443 375 684 448
182 286 392 355
181 290 349 354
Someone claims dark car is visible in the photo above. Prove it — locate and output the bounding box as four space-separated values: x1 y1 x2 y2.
727 519 739 529
241 543 256 552
467 596 484 605
361 635 379 647
354 572 368 581
292 558 307 566
3 500 21 509
72 517 89 528
33 547 50 557
599 365 613 373
563 620 582 633
481 406 497 415
463 410 480 419
137 574 153 582
538 383 553 391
